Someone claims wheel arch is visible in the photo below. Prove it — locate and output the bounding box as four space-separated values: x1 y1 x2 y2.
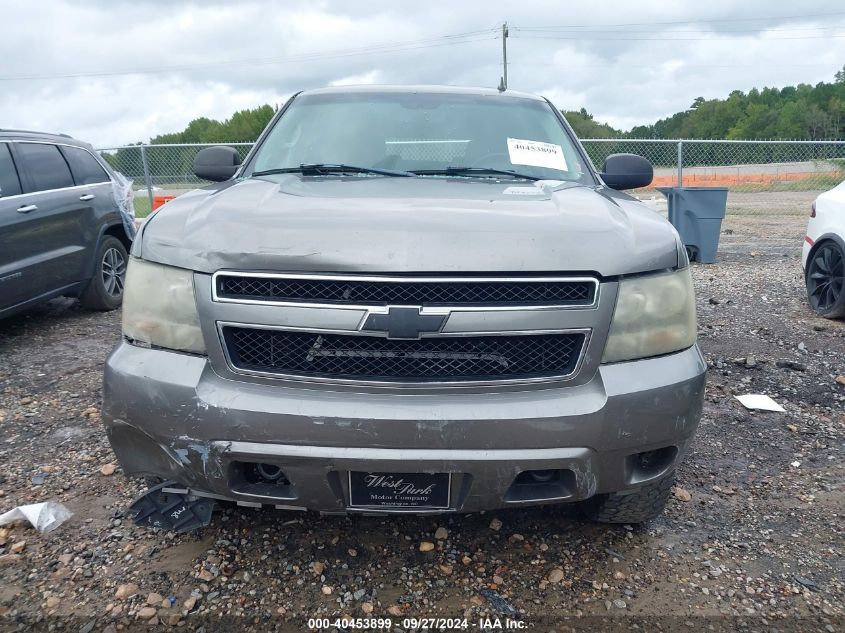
81 223 132 284
807 232 845 261
104 222 133 252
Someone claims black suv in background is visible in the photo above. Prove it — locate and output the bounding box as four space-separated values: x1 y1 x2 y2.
0 130 133 319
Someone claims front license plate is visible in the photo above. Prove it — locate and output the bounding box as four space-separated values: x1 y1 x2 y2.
348 471 451 509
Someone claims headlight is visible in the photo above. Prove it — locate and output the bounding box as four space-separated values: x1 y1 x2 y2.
122 258 205 354
602 268 696 363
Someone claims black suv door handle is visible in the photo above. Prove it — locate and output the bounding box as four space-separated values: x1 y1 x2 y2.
79 194 95 201
17 204 38 214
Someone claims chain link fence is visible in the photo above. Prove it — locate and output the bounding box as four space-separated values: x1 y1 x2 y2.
582 139 845 195
97 143 253 216
97 140 845 219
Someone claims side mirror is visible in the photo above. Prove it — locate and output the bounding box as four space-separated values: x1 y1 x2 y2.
193 146 241 181
599 153 653 190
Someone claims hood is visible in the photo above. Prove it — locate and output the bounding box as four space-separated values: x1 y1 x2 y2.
137 176 680 277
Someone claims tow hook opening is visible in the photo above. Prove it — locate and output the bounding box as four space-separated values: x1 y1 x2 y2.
229 461 296 500
254 463 286 483
625 446 678 484
504 468 576 503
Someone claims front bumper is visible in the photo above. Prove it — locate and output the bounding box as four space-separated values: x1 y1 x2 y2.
102 342 706 513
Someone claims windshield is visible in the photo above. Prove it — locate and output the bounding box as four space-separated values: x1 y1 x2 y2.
249 91 593 183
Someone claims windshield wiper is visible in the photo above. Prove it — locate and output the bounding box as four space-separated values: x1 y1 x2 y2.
413 167 541 181
252 163 415 177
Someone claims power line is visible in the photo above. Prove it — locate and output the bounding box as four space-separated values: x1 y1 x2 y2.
512 26 842 35
4 11 843 84
0 29 498 81
510 62 839 69
511 33 845 41
513 10 845 30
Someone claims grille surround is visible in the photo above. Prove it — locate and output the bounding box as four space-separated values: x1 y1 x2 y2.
220 325 589 385
213 272 598 308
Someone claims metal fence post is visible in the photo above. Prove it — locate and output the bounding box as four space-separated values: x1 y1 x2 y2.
677 140 684 186
140 145 154 212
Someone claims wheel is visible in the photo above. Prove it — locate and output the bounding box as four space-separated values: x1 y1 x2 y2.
80 236 128 310
805 240 845 319
582 475 674 524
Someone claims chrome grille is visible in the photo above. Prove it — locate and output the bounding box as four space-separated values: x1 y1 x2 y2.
222 327 586 383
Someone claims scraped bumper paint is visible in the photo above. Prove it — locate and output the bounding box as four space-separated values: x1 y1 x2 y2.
102 342 706 513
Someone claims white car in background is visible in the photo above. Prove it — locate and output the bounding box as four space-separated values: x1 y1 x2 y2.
803 179 845 318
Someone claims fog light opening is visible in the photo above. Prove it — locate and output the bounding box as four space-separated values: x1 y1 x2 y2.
625 446 678 485
255 463 284 482
229 461 296 501
505 469 576 503
526 469 556 483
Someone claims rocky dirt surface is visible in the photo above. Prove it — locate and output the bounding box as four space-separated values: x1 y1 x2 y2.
0 213 843 633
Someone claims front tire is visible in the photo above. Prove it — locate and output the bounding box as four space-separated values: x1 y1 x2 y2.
582 475 674 524
80 236 128 311
805 240 845 319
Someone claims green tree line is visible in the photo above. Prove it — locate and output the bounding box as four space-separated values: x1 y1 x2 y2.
103 67 845 180
566 64 845 141
125 65 845 146
103 105 277 182
148 104 277 144
566 66 845 170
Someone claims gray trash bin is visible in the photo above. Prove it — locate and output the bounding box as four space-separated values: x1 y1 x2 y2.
656 186 728 264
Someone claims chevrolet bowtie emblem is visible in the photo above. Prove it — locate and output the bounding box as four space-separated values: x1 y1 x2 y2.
361 306 447 339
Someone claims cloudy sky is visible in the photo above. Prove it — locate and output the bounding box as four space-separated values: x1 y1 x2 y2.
2 0 844 147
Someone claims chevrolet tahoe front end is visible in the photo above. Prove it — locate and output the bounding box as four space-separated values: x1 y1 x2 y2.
102 86 705 522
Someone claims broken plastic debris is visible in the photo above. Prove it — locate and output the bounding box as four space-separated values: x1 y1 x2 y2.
734 394 785 412
0 502 73 533
479 588 517 615
794 575 820 592
125 481 215 533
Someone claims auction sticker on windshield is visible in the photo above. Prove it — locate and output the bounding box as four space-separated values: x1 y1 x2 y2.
507 137 567 171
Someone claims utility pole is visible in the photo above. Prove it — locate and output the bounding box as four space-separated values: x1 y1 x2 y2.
499 22 508 92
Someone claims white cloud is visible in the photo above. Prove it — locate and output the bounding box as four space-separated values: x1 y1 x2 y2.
330 70 383 86
1 0 843 145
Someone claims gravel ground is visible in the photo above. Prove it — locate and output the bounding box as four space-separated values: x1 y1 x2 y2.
0 211 843 633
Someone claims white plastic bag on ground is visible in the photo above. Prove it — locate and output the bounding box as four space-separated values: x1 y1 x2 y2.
0 502 73 533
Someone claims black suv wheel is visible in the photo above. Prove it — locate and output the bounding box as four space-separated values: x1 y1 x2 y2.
806 240 845 319
80 236 128 310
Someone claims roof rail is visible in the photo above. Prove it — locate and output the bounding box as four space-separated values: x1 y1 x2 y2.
0 128 73 138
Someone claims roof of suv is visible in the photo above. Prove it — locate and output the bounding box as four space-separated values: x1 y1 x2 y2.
0 129 94 150
298 85 546 101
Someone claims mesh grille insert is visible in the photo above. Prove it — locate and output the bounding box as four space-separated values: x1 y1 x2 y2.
216 275 595 306
223 327 585 382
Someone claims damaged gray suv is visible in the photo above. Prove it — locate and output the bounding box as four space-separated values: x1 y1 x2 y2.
103 86 705 523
